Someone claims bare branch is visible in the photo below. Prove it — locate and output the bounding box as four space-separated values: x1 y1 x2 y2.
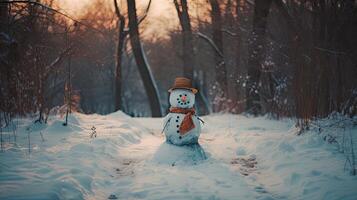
195 32 224 58
113 0 122 18
173 0 181 13
273 0 300 35
314 46 346 55
1 1 106 35
246 0 255 6
221 28 238 37
138 0 152 25
45 44 73 73
173 0 182 20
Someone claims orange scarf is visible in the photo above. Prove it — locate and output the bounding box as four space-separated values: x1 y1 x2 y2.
169 107 195 135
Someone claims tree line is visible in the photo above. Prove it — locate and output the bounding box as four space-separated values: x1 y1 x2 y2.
0 0 356 128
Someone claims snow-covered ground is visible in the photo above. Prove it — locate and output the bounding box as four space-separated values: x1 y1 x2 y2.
0 112 356 200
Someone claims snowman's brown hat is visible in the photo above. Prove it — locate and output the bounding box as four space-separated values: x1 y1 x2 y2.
168 77 198 94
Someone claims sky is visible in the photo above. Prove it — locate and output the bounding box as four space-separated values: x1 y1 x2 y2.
57 0 181 39
58 0 172 16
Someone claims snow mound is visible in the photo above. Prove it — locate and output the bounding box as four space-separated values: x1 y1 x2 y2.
0 111 151 200
152 142 207 165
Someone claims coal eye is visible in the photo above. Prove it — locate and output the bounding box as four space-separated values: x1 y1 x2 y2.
179 94 182 97
185 94 187 96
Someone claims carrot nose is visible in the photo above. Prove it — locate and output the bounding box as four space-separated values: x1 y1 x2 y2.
181 96 187 102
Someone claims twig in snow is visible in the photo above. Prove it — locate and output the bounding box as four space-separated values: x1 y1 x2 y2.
12 122 17 145
0 127 3 152
26 127 31 154
350 130 356 175
90 126 97 138
40 131 45 142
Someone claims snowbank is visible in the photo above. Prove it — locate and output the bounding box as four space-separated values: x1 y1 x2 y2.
0 112 356 200
0 112 148 200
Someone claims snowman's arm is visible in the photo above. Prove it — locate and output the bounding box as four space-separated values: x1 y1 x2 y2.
162 116 172 133
195 115 205 125
163 115 172 125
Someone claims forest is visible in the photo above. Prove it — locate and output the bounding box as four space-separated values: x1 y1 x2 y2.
1 0 355 121
0 0 356 199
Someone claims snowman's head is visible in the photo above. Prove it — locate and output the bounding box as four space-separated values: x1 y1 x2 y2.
169 89 195 108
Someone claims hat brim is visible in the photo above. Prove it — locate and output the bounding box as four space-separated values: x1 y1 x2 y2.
168 87 198 94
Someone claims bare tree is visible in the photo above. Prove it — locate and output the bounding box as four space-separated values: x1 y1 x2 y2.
173 0 195 79
245 0 273 115
113 0 126 111
173 0 210 115
127 0 162 117
209 0 228 111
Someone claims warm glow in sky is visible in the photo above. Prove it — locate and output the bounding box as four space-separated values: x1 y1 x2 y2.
57 0 210 39
58 0 91 15
57 0 182 39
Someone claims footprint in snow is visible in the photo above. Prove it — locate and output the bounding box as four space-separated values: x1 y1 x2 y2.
108 194 118 199
231 154 257 176
255 186 268 193
114 159 136 177
247 126 266 131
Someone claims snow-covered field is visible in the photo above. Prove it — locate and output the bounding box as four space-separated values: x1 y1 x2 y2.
0 112 356 200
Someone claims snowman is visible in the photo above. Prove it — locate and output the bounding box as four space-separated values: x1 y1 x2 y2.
163 77 202 146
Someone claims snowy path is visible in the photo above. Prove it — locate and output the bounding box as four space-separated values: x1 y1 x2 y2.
1 112 356 200
102 117 267 200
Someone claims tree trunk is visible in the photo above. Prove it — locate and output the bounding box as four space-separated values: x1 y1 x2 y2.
0 0 8 25
127 0 162 117
113 0 126 111
245 0 272 115
209 0 228 112
174 0 210 115
231 0 244 113
174 0 195 79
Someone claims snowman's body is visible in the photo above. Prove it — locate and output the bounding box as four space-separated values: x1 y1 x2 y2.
164 112 201 145
163 89 201 146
